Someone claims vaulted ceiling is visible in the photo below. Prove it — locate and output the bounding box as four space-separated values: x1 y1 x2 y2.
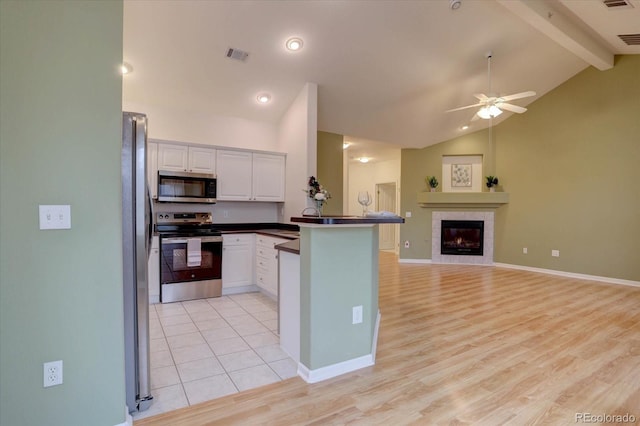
123 0 639 153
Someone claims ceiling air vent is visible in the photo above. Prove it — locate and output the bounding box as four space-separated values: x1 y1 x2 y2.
602 0 634 8
618 34 640 45
225 48 249 62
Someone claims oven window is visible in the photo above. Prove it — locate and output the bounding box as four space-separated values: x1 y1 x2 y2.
160 240 222 284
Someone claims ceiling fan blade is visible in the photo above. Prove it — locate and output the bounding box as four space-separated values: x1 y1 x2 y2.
445 102 484 113
471 112 481 122
474 93 489 101
498 102 527 113
499 91 536 102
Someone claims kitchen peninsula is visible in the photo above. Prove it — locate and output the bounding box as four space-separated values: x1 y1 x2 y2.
278 215 404 383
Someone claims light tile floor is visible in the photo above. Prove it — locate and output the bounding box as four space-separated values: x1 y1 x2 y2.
133 292 297 420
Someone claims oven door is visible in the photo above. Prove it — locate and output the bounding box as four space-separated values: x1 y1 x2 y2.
159 235 222 303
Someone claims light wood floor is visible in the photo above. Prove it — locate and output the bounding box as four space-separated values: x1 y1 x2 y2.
136 253 640 425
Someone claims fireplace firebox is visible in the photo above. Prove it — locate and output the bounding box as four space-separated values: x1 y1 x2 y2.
441 220 484 256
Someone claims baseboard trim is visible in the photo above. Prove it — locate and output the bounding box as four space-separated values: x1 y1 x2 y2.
494 263 640 288
115 407 133 426
298 354 374 384
221 284 260 296
398 258 432 264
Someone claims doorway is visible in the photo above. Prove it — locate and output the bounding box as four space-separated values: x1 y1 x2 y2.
375 182 397 252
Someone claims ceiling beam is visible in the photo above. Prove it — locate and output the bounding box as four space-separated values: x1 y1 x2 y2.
496 0 614 70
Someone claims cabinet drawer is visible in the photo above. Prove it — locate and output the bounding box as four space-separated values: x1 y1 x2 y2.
256 254 272 271
256 246 278 259
256 235 287 249
223 233 254 245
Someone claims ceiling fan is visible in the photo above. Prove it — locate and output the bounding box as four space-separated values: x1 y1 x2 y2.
446 52 536 121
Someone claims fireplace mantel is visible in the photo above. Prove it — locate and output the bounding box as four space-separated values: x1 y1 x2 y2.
417 192 509 209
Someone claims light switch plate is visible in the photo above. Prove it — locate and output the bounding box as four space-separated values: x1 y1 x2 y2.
39 205 71 230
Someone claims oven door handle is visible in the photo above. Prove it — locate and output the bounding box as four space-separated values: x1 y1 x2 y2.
161 236 223 244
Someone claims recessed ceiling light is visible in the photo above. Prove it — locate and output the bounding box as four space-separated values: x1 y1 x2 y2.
359 157 370 163
343 142 350 149
256 93 271 104
460 125 469 130
120 62 133 75
286 37 304 51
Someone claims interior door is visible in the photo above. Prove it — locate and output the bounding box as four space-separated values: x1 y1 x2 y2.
376 182 397 251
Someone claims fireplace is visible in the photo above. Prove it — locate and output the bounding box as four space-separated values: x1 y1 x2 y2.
441 220 484 256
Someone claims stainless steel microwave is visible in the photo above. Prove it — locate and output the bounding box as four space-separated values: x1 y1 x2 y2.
157 170 217 203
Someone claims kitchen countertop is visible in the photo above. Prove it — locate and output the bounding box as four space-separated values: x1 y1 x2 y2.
274 239 300 254
291 215 405 225
219 228 299 240
154 222 299 239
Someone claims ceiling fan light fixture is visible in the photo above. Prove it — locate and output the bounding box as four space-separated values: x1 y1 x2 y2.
477 105 502 119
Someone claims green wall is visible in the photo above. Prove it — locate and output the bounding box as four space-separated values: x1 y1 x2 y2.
317 131 344 216
400 55 640 282
400 129 493 259
0 1 126 425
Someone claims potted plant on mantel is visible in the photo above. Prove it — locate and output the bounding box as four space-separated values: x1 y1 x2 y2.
486 176 499 192
426 176 439 192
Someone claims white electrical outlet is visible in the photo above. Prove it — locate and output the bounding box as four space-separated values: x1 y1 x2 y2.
404 240 410 248
552 249 560 257
43 360 63 387
523 247 528 254
405 211 412 218
352 306 363 324
39 205 71 230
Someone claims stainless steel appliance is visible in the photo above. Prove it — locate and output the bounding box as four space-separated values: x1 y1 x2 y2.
157 170 217 203
156 212 223 303
122 112 153 413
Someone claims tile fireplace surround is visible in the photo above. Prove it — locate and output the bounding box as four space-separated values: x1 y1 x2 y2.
432 211 494 265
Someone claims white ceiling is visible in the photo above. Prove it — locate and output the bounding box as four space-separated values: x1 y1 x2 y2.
123 0 639 157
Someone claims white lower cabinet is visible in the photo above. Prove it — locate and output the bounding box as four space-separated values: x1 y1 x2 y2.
148 236 160 304
255 234 288 297
222 234 255 293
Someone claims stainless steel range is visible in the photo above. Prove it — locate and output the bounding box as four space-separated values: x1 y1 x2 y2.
156 212 222 303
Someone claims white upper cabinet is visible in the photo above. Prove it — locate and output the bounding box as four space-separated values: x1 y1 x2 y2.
158 143 216 174
252 153 285 201
216 150 285 202
216 150 253 200
158 144 188 172
188 146 216 174
147 141 158 199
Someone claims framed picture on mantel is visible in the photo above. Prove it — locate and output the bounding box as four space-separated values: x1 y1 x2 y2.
442 155 482 192
451 163 472 187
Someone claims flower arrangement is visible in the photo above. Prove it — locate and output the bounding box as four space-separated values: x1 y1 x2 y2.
307 176 331 203
485 176 499 188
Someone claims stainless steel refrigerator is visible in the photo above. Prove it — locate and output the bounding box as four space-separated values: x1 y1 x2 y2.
122 111 153 413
